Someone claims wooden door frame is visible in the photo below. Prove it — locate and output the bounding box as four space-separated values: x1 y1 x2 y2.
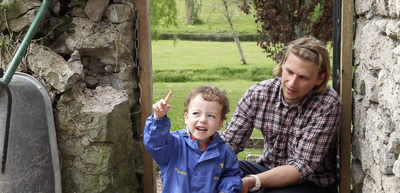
337 0 353 192
138 0 354 192
138 0 157 192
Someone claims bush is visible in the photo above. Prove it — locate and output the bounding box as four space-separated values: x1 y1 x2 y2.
243 67 275 81
158 33 264 42
153 67 274 83
153 70 190 82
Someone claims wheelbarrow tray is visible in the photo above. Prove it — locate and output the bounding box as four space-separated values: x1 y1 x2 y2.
0 72 62 192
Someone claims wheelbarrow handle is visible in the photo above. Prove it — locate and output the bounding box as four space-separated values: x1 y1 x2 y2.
0 0 50 85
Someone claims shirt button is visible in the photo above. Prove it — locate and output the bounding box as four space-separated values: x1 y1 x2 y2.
283 125 287 128
279 138 283 141
193 172 197 176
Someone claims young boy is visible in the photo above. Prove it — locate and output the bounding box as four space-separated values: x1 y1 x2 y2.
144 85 242 193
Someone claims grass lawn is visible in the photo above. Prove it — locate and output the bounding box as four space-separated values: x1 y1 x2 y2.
151 40 276 70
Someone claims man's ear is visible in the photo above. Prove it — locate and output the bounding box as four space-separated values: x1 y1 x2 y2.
316 72 326 86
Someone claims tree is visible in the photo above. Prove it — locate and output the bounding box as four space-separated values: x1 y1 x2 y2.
221 0 246 64
185 0 202 24
239 0 333 61
208 0 246 64
150 0 179 40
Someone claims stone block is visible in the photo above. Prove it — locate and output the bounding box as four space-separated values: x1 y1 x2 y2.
106 4 134 23
27 44 83 92
246 154 261 163
388 132 400 154
393 159 400 178
386 20 400 39
351 158 365 193
84 0 110 21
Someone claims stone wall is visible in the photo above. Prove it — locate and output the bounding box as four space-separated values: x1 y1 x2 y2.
0 0 143 192
352 0 400 192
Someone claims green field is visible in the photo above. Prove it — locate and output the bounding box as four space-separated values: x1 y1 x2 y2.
152 40 275 69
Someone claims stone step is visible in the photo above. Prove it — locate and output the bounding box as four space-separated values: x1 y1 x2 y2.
244 137 264 162
246 154 262 162
245 137 264 149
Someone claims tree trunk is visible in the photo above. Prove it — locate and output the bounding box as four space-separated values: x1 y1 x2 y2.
221 0 246 64
185 0 194 24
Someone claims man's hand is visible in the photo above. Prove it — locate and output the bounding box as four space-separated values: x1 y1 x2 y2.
153 91 172 119
241 176 256 193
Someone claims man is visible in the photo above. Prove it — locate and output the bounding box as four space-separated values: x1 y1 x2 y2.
222 36 342 193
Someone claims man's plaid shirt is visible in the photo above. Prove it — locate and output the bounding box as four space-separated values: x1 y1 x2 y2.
222 78 343 187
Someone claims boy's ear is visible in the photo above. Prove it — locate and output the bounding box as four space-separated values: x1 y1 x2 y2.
217 119 224 130
184 112 188 125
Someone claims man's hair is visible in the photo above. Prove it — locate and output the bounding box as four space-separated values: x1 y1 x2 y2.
273 36 330 94
184 85 230 120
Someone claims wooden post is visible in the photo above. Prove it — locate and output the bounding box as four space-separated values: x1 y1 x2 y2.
339 0 353 192
137 0 156 192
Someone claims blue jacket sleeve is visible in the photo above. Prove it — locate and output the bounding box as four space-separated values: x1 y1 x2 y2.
217 148 243 192
143 114 175 165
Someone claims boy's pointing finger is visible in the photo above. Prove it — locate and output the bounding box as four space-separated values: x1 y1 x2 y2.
164 91 172 103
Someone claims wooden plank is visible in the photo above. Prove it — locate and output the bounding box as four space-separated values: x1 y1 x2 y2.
339 0 353 192
137 0 156 192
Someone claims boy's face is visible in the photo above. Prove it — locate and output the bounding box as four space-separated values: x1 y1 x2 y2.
184 95 224 148
281 53 325 106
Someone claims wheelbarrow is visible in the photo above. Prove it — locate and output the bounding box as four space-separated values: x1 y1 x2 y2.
0 0 62 192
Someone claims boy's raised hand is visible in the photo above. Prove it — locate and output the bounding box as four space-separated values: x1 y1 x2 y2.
153 91 172 119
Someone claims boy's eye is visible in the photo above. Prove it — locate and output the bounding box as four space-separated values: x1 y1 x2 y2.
208 114 216 118
192 112 199 115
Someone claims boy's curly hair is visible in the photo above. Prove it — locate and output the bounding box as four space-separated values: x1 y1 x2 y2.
184 85 230 120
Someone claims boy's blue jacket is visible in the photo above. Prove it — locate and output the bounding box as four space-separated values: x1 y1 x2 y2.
144 114 242 193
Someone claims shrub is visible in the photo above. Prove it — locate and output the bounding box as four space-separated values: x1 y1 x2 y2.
242 67 274 81
153 70 189 82
153 67 274 83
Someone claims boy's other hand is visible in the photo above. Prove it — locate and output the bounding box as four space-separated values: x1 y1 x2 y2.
153 91 172 119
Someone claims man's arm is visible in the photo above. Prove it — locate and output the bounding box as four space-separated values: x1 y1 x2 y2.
241 165 300 193
222 89 256 154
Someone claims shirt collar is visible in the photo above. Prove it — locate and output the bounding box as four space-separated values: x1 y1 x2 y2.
277 83 315 112
189 132 216 151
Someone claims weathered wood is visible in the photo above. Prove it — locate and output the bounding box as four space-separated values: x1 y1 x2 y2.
339 0 353 192
137 0 156 192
